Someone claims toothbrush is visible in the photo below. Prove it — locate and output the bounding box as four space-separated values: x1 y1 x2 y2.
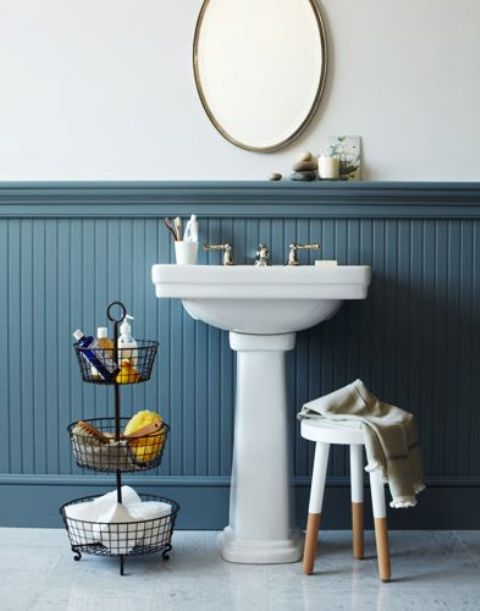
174 217 182 241
164 218 178 241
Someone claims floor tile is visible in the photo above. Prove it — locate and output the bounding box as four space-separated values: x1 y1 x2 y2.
454 530 480 567
2 528 480 611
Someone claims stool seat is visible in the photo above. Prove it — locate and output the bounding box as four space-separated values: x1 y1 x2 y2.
301 419 364 445
301 416 391 582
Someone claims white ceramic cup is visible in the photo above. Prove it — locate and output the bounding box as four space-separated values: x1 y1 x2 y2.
175 241 198 265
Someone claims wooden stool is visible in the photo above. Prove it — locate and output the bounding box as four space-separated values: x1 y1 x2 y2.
301 419 391 582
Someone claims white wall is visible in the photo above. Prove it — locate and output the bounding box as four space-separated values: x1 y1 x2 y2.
0 0 479 181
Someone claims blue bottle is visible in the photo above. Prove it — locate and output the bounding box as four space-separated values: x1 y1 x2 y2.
73 329 119 382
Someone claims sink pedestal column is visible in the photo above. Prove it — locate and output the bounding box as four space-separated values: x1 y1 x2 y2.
219 331 302 564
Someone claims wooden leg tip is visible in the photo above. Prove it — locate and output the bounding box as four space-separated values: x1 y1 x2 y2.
351 502 364 561
302 557 315 575
303 513 321 576
373 517 391 584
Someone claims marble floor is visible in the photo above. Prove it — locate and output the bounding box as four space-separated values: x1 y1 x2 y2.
0 529 479 610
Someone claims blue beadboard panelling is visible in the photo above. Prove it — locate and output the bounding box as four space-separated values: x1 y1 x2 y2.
1 182 480 528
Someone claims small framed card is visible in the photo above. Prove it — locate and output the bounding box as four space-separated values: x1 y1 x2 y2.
327 136 361 180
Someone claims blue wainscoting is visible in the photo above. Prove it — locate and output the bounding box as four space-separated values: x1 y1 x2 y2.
1 181 480 529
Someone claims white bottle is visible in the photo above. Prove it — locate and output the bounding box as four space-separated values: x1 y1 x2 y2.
118 314 138 363
184 214 198 242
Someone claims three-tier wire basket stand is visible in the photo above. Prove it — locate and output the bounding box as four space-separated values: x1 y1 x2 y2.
60 301 179 575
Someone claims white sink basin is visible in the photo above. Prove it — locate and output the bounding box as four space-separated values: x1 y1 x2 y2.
152 264 370 334
152 262 371 564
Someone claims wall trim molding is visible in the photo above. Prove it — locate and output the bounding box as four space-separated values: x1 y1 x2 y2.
1 181 480 218
2 474 480 529
2 474 479 488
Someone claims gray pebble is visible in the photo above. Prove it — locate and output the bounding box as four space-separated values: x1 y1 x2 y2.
269 172 282 181
289 170 317 182
293 159 318 172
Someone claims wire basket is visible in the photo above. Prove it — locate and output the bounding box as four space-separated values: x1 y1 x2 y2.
60 493 179 559
69 418 169 472
74 340 158 385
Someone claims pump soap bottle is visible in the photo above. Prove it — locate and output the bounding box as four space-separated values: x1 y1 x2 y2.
117 314 139 382
118 314 138 362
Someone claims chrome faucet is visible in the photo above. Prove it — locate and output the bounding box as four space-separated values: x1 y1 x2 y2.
255 244 271 266
204 243 234 266
287 243 320 266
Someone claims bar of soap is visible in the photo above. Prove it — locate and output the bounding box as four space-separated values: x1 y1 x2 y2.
315 260 338 268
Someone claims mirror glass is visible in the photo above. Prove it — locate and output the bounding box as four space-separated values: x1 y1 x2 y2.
193 0 327 152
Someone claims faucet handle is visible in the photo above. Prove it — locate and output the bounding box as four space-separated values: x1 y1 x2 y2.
255 243 271 266
204 243 234 266
287 242 320 266
257 243 269 256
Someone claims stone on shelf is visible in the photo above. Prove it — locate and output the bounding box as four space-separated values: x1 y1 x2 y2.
293 159 318 172
289 170 317 182
289 151 318 181
299 151 314 162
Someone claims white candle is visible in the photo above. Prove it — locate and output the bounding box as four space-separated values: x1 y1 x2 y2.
318 154 339 180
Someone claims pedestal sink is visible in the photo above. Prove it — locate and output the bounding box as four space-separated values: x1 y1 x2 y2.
151 264 371 563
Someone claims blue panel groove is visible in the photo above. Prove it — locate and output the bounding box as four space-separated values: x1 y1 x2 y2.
1 182 480 527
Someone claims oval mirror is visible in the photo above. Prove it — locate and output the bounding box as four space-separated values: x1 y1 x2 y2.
193 0 327 152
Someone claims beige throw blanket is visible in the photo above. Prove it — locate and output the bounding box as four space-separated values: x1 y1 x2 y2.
298 379 425 508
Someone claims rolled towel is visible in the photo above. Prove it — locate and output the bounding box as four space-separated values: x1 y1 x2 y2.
93 502 145 555
128 501 172 521
64 486 142 547
64 500 102 546
64 501 101 523
129 501 172 547
64 514 98 546
64 486 141 522
90 485 141 513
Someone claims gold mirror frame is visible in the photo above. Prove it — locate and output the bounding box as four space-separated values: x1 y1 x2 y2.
193 0 328 153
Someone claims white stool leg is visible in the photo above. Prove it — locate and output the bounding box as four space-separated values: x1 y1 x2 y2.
303 442 330 575
350 444 364 559
369 469 391 582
